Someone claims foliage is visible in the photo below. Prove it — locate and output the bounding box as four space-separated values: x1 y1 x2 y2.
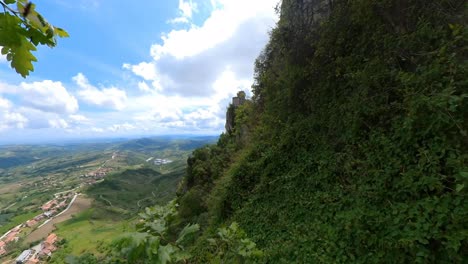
0 0 68 77
110 200 199 264
86 167 184 215
206 222 263 263
174 0 468 262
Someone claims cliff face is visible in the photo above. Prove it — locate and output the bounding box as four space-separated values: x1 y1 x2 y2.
180 0 468 262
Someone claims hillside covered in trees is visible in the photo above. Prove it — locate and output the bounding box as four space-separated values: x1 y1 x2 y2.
175 0 468 262
71 0 467 263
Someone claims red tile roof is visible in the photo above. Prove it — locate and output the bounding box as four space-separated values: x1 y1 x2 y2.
45 233 57 245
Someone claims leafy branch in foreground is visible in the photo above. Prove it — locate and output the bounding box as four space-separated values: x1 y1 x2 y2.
111 200 199 264
207 222 264 263
0 0 69 77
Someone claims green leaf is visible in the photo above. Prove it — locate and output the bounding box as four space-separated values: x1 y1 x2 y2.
176 224 200 244
54 27 70 37
157 244 176 264
9 38 37 77
456 184 464 192
147 219 167 235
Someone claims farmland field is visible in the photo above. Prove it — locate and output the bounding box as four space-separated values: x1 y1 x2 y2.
25 195 92 243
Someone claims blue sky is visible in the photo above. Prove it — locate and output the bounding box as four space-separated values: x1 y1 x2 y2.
0 0 278 144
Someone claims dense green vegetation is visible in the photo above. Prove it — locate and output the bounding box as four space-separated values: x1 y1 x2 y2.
86 167 185 215
161 0 468 263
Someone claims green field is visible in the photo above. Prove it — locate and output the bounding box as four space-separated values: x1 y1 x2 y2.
0 210 42 235
49 208 129 261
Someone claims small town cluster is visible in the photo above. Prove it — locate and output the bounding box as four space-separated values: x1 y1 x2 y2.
13 233 58 264
0 191 75 262
80 167 112 185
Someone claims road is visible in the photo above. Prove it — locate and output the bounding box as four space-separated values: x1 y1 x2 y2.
37 194 78 229
25 196 92 243
0 202 16 212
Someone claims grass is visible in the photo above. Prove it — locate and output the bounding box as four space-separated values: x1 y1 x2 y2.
0 210 42 235
52 208 129 256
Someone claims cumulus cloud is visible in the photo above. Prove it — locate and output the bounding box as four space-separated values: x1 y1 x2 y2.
18 80 79 114
0 112 28 130
152 0 276 60
74 73 127 110
124 0 277 100
0 98 28 131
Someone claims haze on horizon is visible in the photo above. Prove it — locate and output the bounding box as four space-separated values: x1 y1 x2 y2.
0 0 279 144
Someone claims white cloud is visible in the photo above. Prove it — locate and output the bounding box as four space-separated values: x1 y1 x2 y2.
108 123 136 132
3 112 28 129
169 0 198 24
121 0 278 133
49 118 69 129
125 0 278 100
0 98 28 131
152 0 276 60
68 114 91 126
0 96 12 109
137 81 152 92
74 73 127 110
19 80 79 114
123 62 157 81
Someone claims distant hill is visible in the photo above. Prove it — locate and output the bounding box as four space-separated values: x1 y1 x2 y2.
115 136 218 153
86 167 185 214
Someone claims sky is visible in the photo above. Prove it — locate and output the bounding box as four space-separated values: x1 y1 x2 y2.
0 0 279 144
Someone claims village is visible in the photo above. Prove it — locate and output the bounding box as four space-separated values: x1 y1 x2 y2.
0 156 117 264
0 190 75 263
79 167 113 185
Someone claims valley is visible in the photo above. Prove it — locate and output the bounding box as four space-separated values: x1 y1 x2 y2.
0 136 216 263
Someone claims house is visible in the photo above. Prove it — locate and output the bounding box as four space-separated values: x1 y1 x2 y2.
34 215 44 221
25 219 38 227
41 200 57 211
44 210 56 218
5 231 19 243
0 241 6 255
39 233 58 257
26 258 39 264
44 233 57 245
16 249 32 264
